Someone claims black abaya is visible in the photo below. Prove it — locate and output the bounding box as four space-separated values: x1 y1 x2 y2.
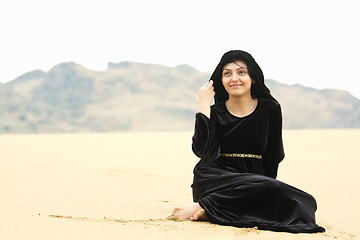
191 98 325 233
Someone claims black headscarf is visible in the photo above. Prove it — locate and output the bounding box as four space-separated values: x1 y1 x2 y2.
210 50 277 104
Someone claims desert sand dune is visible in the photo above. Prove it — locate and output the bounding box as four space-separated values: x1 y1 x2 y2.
0 130 358 239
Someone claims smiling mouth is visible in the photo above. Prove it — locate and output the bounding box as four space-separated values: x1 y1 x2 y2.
230 84 243 87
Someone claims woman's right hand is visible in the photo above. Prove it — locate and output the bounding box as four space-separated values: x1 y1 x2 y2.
197 80 215 118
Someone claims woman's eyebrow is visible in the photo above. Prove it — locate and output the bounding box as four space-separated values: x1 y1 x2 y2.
223 66 247 71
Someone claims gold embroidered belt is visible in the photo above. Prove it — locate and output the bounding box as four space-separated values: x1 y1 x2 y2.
220 153 262 159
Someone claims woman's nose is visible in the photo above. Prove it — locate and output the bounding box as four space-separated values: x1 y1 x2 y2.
231 74 240 82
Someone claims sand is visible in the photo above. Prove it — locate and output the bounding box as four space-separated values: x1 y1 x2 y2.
0 130 358 240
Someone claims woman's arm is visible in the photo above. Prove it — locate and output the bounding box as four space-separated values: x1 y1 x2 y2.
192 80 220 160
263 103 285 178
197 80 215 118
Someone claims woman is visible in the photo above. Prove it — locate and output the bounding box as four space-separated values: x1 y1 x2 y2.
172 50 325 233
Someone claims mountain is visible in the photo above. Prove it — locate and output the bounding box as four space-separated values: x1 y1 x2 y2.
267 80 360 128
1 62 359 133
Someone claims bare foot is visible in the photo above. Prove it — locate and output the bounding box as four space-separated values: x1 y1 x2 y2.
190 208 208 221
171 202 202 220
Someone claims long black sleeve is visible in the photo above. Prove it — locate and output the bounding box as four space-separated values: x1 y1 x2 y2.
263 103 285 179
192 112 220 160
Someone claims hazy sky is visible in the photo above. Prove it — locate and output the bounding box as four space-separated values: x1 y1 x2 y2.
1 0 359 98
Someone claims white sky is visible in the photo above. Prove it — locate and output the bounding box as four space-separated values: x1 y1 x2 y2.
1 0 360 99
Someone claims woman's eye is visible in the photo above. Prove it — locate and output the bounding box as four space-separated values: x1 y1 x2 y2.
239 71 247 75
223 72 231 76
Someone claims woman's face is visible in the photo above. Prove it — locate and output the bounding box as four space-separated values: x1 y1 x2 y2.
222 60 253 98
